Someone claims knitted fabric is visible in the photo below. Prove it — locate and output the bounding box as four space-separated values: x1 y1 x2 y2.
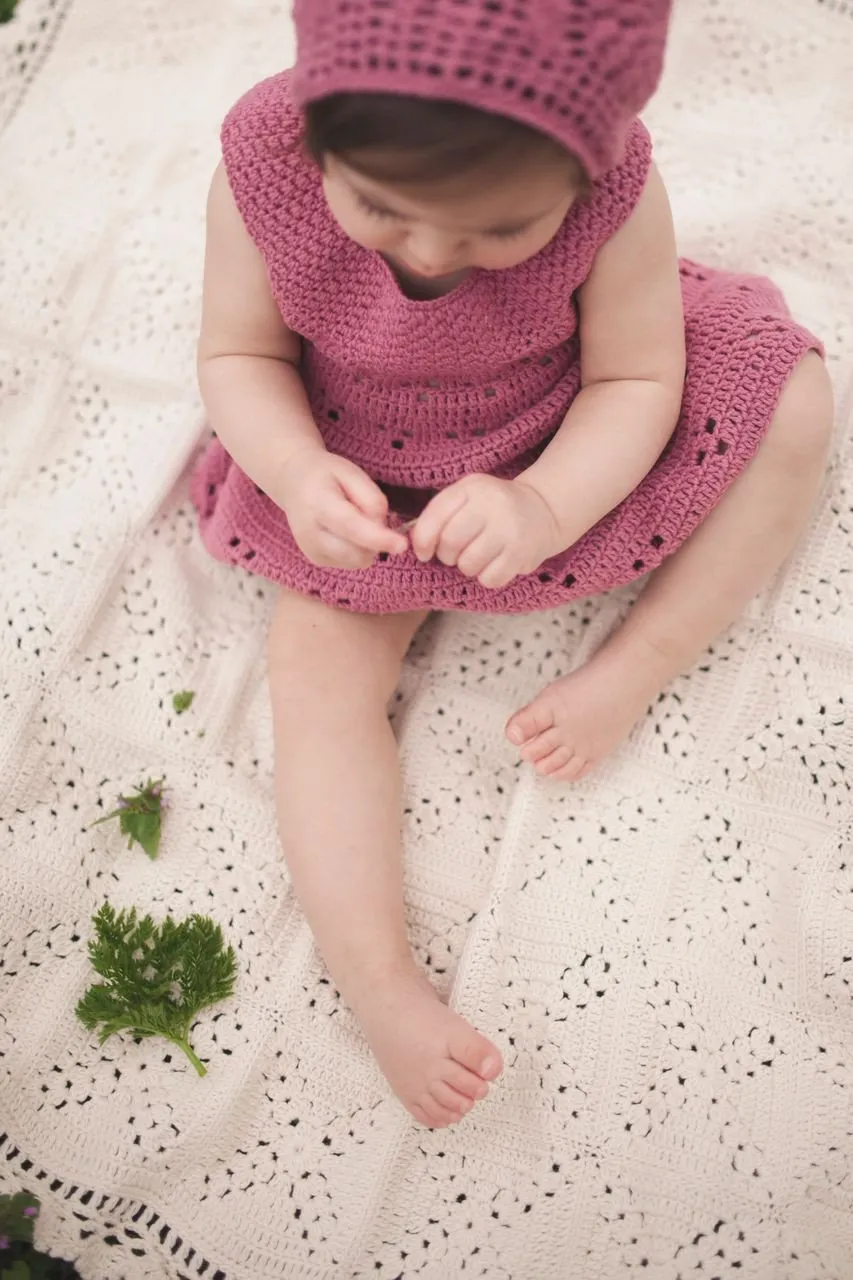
5 2 853 1275
192 72 820 615
291 0 673 181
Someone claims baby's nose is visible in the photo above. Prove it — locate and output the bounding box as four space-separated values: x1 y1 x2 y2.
405 226 466 276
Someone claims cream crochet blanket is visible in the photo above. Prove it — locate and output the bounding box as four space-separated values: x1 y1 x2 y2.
1 1 852 1276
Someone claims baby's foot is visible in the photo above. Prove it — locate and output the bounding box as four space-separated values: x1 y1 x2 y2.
349 967 502 1128
505 645 670 781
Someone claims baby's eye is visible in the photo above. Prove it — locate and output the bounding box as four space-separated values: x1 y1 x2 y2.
487 224 529 241
356 193 399 220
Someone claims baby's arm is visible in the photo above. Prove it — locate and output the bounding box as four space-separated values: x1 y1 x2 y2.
516 164 686 548
198 164 323 497
198 165 405 567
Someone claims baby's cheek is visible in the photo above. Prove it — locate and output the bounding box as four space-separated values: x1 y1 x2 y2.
478 215 567 271
323 189 390 251
342 218 398 254
475 234 549 272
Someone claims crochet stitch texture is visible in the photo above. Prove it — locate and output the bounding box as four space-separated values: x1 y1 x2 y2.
193 72 819 614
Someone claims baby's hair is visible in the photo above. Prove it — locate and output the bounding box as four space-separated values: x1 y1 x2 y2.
304 92 590 192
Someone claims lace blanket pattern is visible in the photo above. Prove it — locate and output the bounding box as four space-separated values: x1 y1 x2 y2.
1 0 852 1276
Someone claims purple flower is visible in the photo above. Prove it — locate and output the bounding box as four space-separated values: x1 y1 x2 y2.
23 1206 38 1218
0 1235 9 1249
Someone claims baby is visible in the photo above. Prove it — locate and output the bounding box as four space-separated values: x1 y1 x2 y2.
194 0 832 1128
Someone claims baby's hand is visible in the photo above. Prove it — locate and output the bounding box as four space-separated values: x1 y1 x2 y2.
277 446 407 570
412 474 561 589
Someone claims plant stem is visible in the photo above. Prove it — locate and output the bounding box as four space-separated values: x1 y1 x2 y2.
171 1037 207 1077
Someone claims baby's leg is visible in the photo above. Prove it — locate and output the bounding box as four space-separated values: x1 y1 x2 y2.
268 590 502 1126
507 351 833 779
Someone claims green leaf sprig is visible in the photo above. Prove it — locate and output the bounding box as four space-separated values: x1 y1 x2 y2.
172 690 195 714
0 1191 39 1249
92 778 165 860
75 903 237 1077
0 0 21 26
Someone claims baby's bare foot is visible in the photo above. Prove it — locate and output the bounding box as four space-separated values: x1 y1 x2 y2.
506 644 671 781
350 968 502 1128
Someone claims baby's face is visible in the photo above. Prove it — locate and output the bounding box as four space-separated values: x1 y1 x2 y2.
322 151 579 282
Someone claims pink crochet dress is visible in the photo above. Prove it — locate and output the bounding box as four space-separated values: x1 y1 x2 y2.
192 72 820 615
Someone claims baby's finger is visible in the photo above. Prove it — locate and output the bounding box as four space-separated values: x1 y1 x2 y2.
477 554 518 590
335 461 390 524
411 488 468 562
314 531 375 570
323 496 407 556
434 507 489 568
456 531 505 580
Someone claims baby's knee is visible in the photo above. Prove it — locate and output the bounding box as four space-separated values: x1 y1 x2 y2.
267 589 417 707
267 590 352 692
764 350 834 473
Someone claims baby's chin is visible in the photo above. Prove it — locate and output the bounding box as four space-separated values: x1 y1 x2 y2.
385 253 466 281
382 253 473 286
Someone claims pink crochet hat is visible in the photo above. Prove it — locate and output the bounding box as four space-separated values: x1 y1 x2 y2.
291 0 672 180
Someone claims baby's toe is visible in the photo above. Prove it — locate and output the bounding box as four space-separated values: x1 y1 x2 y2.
448 1023 502 1081
535 746 574 777
410 1096 456 1129
552 755 591 782
520 726 563 764
430 1079 474 1116
410 1101 435 1128
426 1099 463 1128
506 701 555 747
443 1061 490 1101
